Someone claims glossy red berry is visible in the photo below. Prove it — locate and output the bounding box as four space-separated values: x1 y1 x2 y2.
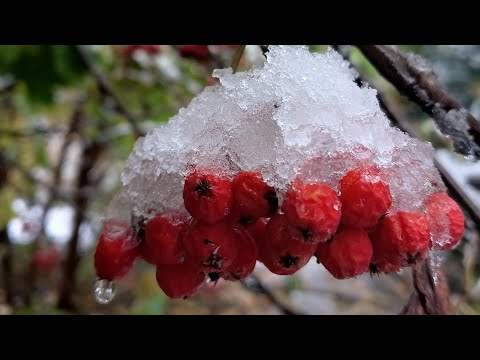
182 220 236 273
156 261 205 299
426 192 465 250
178 45 211 61
339 164 392 229
221 229 258 281
232 171 278 218
316 228 372 279
258 214 316 275
370 211 430 274
141 213 186 265
94 220 140 281
281 179 341 244
183 170 233 224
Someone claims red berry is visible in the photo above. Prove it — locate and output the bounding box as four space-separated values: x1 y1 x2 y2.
281 179 341 244
32 248 61 272
94 220 140 281
245 218 267 246
339 165 392 229
141 213 186 265
221 229 258 281
183 170 233 224
178 45 211 61
182 220 237 273
232 171 278 218
426 192 464 250
156 261 205 299
370 211 430 274
258 214 316 275
316 228 372 279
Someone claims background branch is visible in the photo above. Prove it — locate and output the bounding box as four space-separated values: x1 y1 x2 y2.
75 45 144 140
355 45 480 158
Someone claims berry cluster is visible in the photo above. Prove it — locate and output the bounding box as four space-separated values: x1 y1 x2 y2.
94 164 465 300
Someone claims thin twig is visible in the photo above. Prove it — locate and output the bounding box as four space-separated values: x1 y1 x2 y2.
231 45 246 74
25 97 85 305
57 139 104 311
259 45 269 58
242 274 301 315
355 45 480 158
75 45 144 140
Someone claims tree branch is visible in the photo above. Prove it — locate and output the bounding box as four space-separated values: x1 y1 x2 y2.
0 228 14 306
355 45 480 158
57 139 104 311
75 45 144 140
242 274 301 315
400 260 450 315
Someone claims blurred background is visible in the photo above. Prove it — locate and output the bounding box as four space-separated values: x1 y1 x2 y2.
0 45 478 315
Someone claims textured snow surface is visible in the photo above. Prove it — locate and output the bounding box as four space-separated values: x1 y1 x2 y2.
111 45 445 228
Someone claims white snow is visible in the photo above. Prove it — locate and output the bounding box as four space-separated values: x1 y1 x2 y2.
109 45 445 232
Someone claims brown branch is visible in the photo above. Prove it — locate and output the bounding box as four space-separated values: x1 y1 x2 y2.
57 139 104 311
241 274 301 315
75 45 144 140
25 97 85 305
231 45 246 74
355 45 480 158
400 260 450 315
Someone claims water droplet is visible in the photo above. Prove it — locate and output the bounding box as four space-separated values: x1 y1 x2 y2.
94 279 116 304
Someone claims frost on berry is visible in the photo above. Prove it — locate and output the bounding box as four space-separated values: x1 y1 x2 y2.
370 211 430 274
316 228 373 279
156 261 206 299
281 179 341 244
339 164 392 229
259 214 316 275
183 170 233 224
426 192 465 250
94 219 140 281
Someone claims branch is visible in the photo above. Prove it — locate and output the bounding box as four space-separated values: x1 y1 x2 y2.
231 45 246 74
356 45 480 158
25 97 85 305
57 139 104 311
241 274 301 315
75 45 144 140
400 260 450 315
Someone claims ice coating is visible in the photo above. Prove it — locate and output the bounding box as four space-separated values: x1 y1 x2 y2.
113 45 445 230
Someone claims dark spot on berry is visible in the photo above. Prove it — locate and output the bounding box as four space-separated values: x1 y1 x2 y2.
313 252 320 264
369 263 379 277
195 179 212 197
238 215 254 227
279 254 299 268
204 239 214 246
264 190 279 214
231 272 241 280
204 252 222 270
326 236 334 244
379 213 387 221
406 252 422 265
208 272 220 282
299 228 313 242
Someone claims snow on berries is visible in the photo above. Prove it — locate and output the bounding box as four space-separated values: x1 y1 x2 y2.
94 45 465 303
